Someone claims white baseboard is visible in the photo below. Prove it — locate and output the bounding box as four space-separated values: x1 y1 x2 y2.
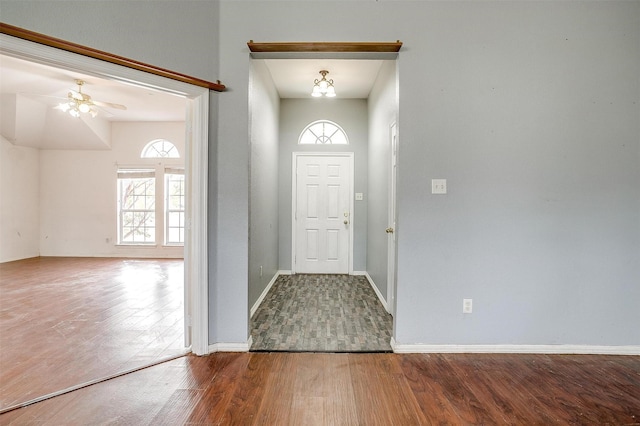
390 343 640 355
208 340 251 353
250 270 291 318
362 272 389 313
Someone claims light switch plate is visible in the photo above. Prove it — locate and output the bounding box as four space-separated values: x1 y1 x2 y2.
432 179 447 194
355 193 364 201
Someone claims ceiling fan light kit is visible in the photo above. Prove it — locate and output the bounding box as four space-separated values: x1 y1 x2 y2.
56 79 126 118
57 79 97 118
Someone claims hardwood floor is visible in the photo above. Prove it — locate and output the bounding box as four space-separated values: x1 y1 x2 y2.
0 352 638 425
0 257 185 412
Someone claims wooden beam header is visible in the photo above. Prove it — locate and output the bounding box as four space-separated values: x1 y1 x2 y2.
247 40 402 54
1 22 225 92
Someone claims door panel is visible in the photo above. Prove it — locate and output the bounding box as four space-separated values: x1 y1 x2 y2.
294 154 352 274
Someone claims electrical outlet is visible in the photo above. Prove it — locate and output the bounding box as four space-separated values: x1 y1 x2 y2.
463 299 473 314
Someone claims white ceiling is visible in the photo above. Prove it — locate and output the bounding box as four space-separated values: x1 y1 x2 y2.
0 54 187 122
263 59 384 99
0 55 385 150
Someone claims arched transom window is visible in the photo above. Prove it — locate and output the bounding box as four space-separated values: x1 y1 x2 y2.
141 139 180 158
298 120 349 145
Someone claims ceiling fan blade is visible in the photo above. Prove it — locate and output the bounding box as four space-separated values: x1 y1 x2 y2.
93 100 127 110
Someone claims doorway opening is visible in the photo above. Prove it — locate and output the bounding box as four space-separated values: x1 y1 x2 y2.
247 48 399 352
0 32 209 412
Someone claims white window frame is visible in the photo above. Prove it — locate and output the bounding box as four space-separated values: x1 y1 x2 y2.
298 120 349 145
142 139 180 158
165 168 185 245
117 169 157 245
117 165 185 247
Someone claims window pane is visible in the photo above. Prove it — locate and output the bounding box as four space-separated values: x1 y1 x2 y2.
141 139 180 158
169 195 183 210
120 212 155 243
165 172 185 244
298 120 349 145
168 212 183 226
168 228 180 243
118 170 156 244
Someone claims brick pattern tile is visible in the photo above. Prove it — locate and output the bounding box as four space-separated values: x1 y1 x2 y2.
250 274 392 352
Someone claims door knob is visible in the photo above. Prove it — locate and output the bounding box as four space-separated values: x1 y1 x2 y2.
344 220 349 225
386 227 394 233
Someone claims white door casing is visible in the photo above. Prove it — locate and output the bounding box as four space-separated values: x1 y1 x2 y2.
292 153 354 274
387 122 398 316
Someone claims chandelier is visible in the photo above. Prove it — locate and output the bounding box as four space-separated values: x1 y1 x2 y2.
57 80 98 118
311 70 336 98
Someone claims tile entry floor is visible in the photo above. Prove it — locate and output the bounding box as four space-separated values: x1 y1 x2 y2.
250 274 393 352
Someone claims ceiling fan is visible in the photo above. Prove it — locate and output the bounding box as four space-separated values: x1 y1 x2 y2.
55 79 127 118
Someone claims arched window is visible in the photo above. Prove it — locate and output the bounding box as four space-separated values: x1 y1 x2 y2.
141 139 180 158
298 120 349 145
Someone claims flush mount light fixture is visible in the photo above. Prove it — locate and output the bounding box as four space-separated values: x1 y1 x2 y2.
311 70 336 98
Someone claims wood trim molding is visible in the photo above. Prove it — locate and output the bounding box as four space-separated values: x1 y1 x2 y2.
247 40 402 53
0 22 225 92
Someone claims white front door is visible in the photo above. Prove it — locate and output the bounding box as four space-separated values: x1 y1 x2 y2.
293 153 353 274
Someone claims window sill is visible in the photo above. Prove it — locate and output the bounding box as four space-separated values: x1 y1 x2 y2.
115 244 184 248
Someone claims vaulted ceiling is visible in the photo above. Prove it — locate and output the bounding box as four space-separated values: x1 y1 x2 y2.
0 54 187 150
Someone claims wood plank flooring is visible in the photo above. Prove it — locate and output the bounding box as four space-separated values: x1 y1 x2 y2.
0 352 638 425
0 257 185 411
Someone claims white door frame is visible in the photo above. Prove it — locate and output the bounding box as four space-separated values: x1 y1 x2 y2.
387 122 398 317
1 34 210 355
291 152 354 275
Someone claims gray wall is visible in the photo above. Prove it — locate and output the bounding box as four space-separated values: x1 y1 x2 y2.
278 99 368 272
392 1 640 346
0 1 219 82
3 0 639 347
248 60 280 310
218 0 640 346
367 61 398 304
